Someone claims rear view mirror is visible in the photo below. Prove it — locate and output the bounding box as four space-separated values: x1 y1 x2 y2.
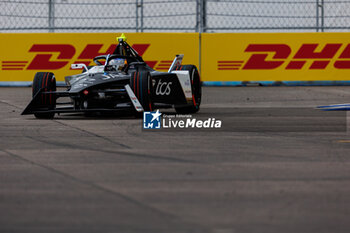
71 63 88 72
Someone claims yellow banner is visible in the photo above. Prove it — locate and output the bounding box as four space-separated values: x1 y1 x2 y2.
3 33 350 83
0 33 199 82
201 33 350 82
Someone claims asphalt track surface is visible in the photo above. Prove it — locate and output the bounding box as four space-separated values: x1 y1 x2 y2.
1 86 350 233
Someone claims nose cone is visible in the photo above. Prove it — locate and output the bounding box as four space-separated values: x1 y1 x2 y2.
117 33 127 42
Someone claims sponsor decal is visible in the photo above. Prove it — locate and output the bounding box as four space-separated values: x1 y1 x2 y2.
155 80 172 95
218 43 350 70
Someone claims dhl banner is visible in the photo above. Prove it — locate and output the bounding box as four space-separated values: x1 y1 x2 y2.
0 33 199 84
2 32 350 85
201 33 350 84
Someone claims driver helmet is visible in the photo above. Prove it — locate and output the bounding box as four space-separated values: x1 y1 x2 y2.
109 58 127 70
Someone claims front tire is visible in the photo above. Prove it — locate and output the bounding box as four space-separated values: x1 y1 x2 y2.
174 65 201 114
130 70 154 116
32 72 56 119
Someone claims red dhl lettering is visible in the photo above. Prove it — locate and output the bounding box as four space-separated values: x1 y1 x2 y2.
218 43 350 70
2 43 168 71
243 44 291 70
27 44 76 70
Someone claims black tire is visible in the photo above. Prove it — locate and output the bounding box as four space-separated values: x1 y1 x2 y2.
32 72 56 119
130 70 154 115
174 65 201 114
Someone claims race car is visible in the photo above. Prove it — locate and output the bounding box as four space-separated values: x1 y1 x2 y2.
22 34 201 119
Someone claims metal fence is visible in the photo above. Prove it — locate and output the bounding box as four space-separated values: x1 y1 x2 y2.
1 0 350 32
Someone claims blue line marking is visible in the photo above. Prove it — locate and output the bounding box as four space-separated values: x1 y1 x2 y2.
0 81 66 87
317 103 350 109
0 82 32 87
320 107 350 111
202 81 243 86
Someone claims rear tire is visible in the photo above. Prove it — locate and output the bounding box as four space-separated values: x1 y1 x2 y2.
174 65 201 114
32 72 56 119
130 70 154 117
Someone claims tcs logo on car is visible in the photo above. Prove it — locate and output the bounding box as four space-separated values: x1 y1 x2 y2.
217 43 350 70
3 43 172 71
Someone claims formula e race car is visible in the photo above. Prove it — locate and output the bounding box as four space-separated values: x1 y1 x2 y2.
22 34 201 119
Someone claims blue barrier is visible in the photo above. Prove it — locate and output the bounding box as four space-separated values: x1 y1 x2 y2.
0 81 66 87
2 81 350 87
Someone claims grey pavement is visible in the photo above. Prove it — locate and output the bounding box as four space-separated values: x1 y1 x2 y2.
1 86 350 233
